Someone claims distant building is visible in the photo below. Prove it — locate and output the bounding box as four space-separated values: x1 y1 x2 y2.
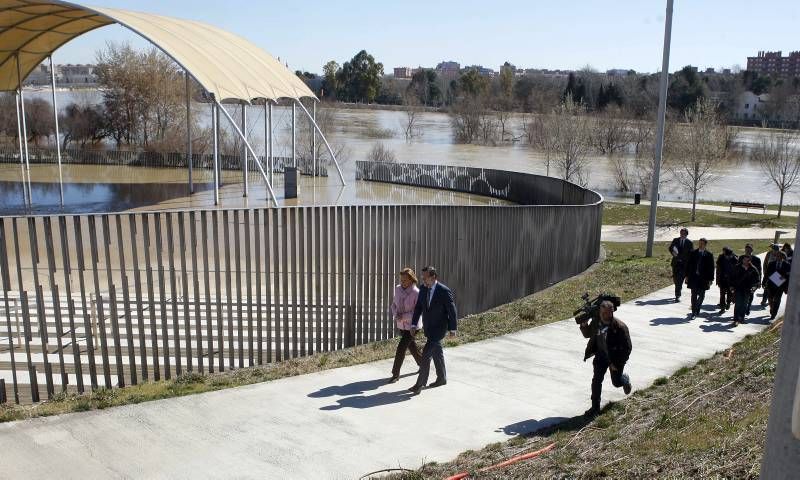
734 91 768 122
523 68 571 79
393 67 412 79
464 65 495 77
435 61 460 77
704 67 716 74
24 64 52 86
606 68 631 77
60 64 98 86
747 51 800 77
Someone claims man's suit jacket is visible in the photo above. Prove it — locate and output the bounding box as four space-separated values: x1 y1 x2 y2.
686 249 715 290
412 282 457 342
669 237 693 271
765 260 791 294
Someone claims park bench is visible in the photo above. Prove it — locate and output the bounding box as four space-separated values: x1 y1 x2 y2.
729 201 767 214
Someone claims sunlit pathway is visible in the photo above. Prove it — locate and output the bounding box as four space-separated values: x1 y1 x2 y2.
0 254 784 479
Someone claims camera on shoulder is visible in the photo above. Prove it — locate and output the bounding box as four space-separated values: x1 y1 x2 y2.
574 292 621 324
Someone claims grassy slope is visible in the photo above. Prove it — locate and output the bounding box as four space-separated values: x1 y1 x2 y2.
0 239 774 423
604 202 797 229
393 322 781 480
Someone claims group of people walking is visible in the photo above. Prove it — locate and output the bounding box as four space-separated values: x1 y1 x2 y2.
669 228 792 324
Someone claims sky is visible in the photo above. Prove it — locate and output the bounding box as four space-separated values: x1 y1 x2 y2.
54 0 800 74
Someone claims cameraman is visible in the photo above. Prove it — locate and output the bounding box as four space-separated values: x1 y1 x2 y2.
579 301 632 417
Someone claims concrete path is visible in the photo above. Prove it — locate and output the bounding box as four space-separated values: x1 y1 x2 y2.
0 267 784 479
602 224 796 243
607 197 800 218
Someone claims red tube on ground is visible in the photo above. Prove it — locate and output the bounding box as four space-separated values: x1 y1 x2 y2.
443 442 556 480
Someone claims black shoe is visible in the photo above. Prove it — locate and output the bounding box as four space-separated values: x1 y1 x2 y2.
674 297 680 303
689 313 696 320
770 314 776 320
584 407 600 418
408 385 422 395
387 376 399 384
623 382 632 395
428 379 447 388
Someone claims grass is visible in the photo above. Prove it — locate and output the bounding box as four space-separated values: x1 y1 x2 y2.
388 319 782 480
0 239 773 424
604 202 798 229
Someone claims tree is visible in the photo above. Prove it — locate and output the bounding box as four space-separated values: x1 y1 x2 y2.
589 107 631 155
458 69 489 99
668 66 708 114
336 50 384 103
401 93 422 141
498 62 515 104
22 98 55 145
751 131 800 218
551 95 592 185
407 69 442 106
367 143 396 163
668 98 729 221
60 103 108 149
322 60 340 99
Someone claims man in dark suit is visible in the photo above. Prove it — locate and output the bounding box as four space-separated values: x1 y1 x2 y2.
686 238 715 319
579 301 632 417
409 266 457 395
668 228 693 302
764 251 791 320
737 243 762 315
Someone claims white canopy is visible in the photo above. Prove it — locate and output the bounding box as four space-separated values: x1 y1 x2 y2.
0 0 316 102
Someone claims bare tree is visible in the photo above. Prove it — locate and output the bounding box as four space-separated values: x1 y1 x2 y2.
590 107 632 155
450 98 482 144
401 93 422 141
526 113 560 176
495 109 512 142
367 142 397 163
551 95 592 186
751 131 800 218
668 98 729 221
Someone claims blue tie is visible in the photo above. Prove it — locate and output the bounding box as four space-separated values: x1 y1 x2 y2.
428 285 435 307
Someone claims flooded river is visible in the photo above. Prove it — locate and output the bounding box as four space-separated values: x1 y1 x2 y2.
14 88 796 212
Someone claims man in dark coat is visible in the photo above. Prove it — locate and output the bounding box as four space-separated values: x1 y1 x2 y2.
409 266 457 395
764 251 791 320
579 301 632 417
738 243 762 315
730 255 760 324
715 247 738 312
686 238 715 319
580 301 633 416
668 228 693 302
761 244 781 306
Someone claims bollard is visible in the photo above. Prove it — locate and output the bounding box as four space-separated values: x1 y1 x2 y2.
0 379 6 404
285 167 298 199
634 192 641 205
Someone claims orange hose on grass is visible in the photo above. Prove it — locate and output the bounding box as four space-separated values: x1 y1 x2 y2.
443 442 557 480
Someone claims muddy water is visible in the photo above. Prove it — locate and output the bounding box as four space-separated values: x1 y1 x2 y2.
21 88 791 204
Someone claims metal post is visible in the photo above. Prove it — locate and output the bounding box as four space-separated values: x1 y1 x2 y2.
16 54 30 172
215 99 279 207
292 101 296 169
241 103 249 197
268 102 273 185
295 100 347 186
48 56 64 207
312 100 317 179
645 0 674 257
14 90 29 206
212 102 220 206
186 72 193 194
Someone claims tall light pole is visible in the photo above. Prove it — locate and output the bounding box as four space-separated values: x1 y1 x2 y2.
645 0 674 257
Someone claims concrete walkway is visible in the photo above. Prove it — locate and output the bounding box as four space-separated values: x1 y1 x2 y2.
602 224 796 242
0 268 784 479
607 197 800 218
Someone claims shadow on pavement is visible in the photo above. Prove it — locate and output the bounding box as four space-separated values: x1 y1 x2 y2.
498 417 570 436
308 372 416 398
634 298 678 306
650 315 692 326
320 390 414 411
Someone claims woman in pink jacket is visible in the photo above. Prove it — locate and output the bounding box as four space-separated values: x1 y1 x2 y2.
388 267 422 383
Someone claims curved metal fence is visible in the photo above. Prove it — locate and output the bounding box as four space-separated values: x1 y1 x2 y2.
0 162 602 405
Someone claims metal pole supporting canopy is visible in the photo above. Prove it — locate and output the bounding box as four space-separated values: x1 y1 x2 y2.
294 100 346 186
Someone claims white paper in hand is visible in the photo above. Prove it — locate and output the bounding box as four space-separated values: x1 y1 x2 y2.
769 271 786 287
672 246 679 255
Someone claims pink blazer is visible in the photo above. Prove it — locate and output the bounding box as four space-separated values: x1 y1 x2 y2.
391 284 421 331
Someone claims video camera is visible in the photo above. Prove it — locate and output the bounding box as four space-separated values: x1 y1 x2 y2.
573 292 621 324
